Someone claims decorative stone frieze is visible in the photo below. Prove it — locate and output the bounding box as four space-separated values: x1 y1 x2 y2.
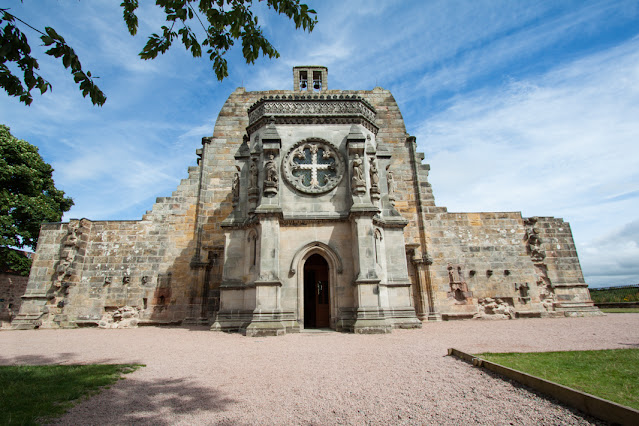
246 95 378 135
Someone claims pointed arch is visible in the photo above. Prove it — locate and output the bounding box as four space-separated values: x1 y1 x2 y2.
290 241 343 330
289 241 343 276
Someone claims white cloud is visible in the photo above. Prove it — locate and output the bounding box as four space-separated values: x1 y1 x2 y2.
415 37 639 287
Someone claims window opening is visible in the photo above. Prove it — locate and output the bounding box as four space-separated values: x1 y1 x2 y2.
312 71 321 91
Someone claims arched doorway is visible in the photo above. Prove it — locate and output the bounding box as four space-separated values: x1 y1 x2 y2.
303 254 330 328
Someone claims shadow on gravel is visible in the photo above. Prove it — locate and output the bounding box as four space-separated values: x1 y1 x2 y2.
57 377 237 424
0 353 81 365
0 354 146 366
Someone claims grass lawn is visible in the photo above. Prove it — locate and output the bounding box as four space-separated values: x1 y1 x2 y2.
476 349 639 410
0 364 142 425
600 308 639 313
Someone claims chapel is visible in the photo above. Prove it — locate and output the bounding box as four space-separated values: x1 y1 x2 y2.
13 66 600 334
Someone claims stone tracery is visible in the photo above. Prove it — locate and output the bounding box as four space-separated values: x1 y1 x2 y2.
282 139 345 194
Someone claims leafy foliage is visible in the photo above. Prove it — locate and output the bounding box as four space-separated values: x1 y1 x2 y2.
0 125 73 275
0 1 316 106
0 9 106 106
589 285 639 303
122 0 317 81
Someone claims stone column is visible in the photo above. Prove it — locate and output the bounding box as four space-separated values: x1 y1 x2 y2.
411 253 441 321
350 212 390 334
244 214 286 337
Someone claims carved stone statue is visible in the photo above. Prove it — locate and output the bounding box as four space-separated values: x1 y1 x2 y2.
249 158 258 189
447 263 470 302
263 154 278 196
369 158 379 188
386 164 396 205
351 154 365 194
65 222 80 247
265 154 278 183
232 166 240 204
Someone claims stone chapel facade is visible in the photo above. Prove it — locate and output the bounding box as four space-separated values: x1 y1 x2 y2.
13 66 599 334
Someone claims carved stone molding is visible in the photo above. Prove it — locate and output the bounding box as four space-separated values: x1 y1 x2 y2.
246 95 378 135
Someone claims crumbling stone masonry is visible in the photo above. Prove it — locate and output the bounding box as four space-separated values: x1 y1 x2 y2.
13 66 600 334
1 271 28 328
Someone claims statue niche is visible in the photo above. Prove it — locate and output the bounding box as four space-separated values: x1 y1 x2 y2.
386 165 396 206
351 154 366 195
263 154 278 196
447 263 471 302
369 157 380 202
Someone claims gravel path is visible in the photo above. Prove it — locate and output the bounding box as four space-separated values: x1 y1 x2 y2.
1 314 638 425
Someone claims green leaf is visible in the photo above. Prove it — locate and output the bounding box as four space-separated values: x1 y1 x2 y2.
121 0 140 35
0 125 74 258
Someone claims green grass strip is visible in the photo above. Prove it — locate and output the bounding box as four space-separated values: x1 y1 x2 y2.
0 364 142 425
476 349 639 410
600 308 639 313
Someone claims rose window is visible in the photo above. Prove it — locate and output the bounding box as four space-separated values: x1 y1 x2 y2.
282 139 345 194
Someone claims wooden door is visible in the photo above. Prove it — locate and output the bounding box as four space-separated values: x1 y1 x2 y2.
303 254 330 328
315 268 329 327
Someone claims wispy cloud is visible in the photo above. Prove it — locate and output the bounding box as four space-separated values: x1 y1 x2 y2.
415 36 639 286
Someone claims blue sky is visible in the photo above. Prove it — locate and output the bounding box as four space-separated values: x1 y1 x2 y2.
1 0 638 287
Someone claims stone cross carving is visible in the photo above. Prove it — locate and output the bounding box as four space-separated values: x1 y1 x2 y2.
292 144 335 189
283 139 344 194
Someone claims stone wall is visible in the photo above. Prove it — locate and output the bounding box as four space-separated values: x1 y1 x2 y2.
531 217 594 314
425 212 539 318
0 272 28 327
13 83 598 329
